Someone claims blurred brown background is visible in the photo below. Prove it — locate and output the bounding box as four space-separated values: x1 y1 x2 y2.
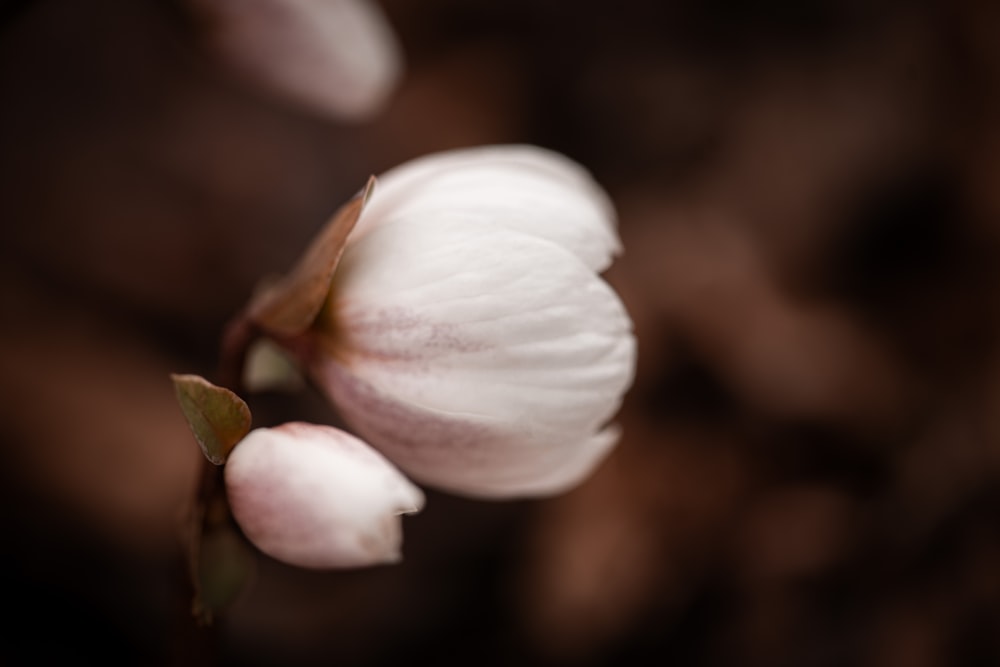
2 0 1000 665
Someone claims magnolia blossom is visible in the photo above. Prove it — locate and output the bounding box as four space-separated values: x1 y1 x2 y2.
296 146 636 498
225 422 424 568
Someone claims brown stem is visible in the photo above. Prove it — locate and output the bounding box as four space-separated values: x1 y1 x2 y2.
167 459 224 665
169 535 220 666
218 314 259 394
189 460 232 626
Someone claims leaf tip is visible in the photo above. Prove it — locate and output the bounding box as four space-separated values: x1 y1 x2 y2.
171 373 252 465
362 175 377 206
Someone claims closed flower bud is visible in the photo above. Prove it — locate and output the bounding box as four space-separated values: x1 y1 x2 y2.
224 422 424 568
303 146 637 498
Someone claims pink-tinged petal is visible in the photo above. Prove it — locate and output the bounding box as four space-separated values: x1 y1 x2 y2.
225 423 424 568
189 0 402 120
312 356 624 497
309 217 636 497
354 145 621 271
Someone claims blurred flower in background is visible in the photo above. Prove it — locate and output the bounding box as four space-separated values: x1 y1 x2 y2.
182 0 404 120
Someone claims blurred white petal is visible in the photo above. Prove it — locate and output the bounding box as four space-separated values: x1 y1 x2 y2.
243 338 305 393
309 215 636 497
189 0 402 120
355 145 622 271
225 423 424 568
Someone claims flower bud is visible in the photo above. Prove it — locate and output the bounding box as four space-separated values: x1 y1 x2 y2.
224 422 424 568
304 146 637 499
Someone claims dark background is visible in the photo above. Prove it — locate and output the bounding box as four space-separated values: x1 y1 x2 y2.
2 0 1000 665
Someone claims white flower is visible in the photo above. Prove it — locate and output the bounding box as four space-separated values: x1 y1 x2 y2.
225 422 424 568
302 145 637 498
188 0 403 120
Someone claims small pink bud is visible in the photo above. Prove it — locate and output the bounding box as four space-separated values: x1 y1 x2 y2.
225 422 424 569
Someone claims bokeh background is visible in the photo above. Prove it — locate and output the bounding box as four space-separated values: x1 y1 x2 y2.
3 0 1000 664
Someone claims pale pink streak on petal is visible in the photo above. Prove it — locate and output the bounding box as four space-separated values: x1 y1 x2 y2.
309 216 636 497
322 215 635 435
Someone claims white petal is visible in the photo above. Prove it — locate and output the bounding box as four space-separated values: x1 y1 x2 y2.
309 217 636 497
191 0 402 119
312 356 625 498
242 338 305 393
224 423 424 568
355 145 622 271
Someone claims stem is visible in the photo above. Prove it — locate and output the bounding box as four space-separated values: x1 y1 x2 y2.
218 314 258 394
189 461 230 626
169 460 224 665
170 536 220 666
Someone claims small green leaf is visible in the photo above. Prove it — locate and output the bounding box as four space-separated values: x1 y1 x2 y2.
193 520 256 625
248 176 375 337
171 374 252 465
